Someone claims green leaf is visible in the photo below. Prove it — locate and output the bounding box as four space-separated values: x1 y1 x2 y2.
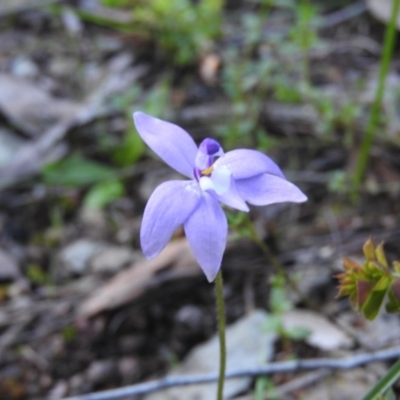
62 325 78 342
84 180 124 209
113 126 145 167
385 285 400 314
26 265 49 285
357 280 375 310
42 154 116 187
263 314 282 333
269 284 292 314
285 326 311 340
363 359 400 400
361 276 391 320
393 261 400 274
382 388 397 400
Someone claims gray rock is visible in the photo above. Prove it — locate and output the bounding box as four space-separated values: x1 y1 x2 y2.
281 309 354 351
0 128 26 168
90 246 136 274
60 239 103 275
0 248 20 281
79 207 107 237
10 57 39 79
86 360 115 384
145 310 276 400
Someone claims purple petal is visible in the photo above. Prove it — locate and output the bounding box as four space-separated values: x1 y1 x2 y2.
195 138 224 170
184 192 227 282
141 180 201 258
216 177 249 212
235 174 307 206
133 112 198 178
214 149 285 180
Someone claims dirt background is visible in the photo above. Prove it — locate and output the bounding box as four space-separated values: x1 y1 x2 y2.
1 0 400 399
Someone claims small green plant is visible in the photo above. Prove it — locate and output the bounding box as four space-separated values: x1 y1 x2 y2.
328 170 349 195
264 274 310 340
84 180 124 209
26 265 50 285
42 153 124 209
220 50 273 148
42 153 116 187
219 3 323 149
337 238 400 321
290 1 319 84
254 376 280 400
253 273 309 400
62 325 78 342
101 0 223 65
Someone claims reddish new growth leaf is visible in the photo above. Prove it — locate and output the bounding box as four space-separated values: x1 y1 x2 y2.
336 237 400 320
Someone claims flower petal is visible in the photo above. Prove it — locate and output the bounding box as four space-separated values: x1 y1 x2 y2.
214 149 285 180
184 192 227 282
133 112 198 178
217 177 249 212
235 174 307 206
195 138 224 170
141 180 201 258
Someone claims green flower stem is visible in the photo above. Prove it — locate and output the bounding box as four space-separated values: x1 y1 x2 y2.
353 0 400 191
363 358 400 400
215 269 226 400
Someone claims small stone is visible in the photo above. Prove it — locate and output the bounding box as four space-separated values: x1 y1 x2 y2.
0 248 20 281
48 380 68 400
40 374 52 389
87 360 115 384
281 310 354 351
10 57 39 79
90 246 136 273
118 335 144 353
79 207 107 236
49 58 79 78
145 310 276 400
118 357 138 380
0 128 25 168
175 305 204 331
69 373 85 392
60 239 103 275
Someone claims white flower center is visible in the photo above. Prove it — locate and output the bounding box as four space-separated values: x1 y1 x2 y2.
199 166 231 195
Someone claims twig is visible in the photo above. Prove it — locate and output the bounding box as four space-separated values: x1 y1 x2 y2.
63 346 400 400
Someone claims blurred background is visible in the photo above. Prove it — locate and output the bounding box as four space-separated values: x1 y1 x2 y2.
1 0 400 399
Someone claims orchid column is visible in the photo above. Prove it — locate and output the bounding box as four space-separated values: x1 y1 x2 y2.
133 112 307 400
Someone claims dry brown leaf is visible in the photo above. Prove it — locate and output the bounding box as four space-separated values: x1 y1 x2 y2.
78 239 200 318
366 0 400 29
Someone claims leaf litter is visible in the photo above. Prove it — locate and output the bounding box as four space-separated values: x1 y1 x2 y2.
1 1 400 399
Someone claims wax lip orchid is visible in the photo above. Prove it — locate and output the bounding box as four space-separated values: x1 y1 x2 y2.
133 112 307 282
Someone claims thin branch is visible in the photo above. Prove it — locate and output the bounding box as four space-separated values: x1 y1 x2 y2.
63 346 400 400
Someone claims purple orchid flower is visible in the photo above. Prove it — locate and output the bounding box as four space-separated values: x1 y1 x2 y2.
133 112 307 282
